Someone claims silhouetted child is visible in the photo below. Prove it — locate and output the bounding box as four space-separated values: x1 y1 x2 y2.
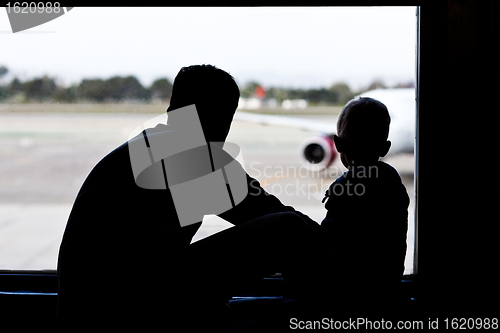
321 97 409 307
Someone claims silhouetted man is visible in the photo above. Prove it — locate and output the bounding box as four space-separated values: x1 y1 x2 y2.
56 65 335 330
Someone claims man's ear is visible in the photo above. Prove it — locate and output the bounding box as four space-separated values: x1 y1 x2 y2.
333 135 343 153
379 140 391 158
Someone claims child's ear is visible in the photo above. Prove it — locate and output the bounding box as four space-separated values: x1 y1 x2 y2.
333 135 343 153
379 140 391 157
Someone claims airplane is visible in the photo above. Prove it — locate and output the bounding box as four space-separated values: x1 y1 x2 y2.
233 88 416 170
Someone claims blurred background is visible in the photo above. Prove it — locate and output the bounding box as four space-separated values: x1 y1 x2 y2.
0 7 416 273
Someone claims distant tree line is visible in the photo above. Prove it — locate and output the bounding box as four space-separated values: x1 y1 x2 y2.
0 65 414 106
0 66 173 104
240 79 415 106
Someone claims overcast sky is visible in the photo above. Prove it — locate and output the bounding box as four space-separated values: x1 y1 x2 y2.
1 7 417 90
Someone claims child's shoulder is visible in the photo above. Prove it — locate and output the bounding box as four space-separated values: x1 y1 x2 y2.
343 161 400 183
368 161 407 191
374 161 409 203
374 161 402 180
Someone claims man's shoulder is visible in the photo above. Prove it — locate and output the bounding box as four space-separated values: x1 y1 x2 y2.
77 140 133 194
93 141 131 173
88 124 171 179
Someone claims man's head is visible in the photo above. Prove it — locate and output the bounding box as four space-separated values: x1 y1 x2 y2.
167 64 240 142
334 97 391 168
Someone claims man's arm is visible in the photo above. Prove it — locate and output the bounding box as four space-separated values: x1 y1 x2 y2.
218 174 309 226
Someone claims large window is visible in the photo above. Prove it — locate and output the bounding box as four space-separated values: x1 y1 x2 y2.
0 7 416 273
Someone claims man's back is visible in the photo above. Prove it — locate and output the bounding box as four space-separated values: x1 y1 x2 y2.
56 131 204 328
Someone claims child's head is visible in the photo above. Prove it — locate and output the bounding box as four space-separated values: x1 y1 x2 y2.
334 97 391 168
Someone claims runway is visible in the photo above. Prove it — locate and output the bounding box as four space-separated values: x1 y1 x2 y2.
0 111 415 273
